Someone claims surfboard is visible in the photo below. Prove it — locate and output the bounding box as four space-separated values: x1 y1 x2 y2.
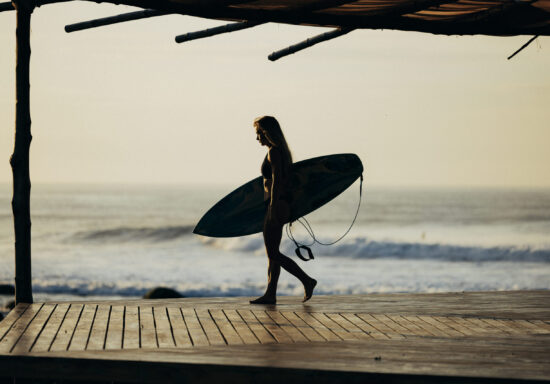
193 153 363 238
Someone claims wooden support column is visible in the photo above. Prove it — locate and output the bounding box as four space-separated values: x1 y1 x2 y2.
11 0 34 304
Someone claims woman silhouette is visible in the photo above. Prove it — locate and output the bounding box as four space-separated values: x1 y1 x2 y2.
250 116 317 305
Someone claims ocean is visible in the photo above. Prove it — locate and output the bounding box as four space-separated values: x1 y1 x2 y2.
1 182 549 305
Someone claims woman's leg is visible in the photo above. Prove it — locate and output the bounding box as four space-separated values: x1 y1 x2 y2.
257 202 317 302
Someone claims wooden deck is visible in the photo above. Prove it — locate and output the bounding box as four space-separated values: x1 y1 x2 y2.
0 290 549 383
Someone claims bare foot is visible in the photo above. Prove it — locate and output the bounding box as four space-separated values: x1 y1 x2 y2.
250 295 276 305
303 278 317 303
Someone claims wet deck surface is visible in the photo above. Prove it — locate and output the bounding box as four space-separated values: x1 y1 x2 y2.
0 291 549 383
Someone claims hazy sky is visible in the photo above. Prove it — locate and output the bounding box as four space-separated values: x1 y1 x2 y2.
1 3 549 187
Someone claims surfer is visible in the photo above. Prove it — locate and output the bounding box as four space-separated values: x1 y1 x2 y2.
250 116 317 305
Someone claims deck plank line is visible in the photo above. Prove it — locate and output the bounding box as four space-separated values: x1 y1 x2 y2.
210 309 243 345
138 306 142 348
194 308 225 345
236 309 274 344
326 313 371 340
221 309 248 344
122 306 126 349
13 304 56 354
166 307 192 347
422 316 464 337
341 313 388 340
280 311 325 342
399 315 437 337
46 303 72 352
252 310 293 343
152 306 159 348
139 306 158 349
207 309 229 345
180 308 209 347
84 304 98 351
0 304 44 353
0 303 29 342
267 311 308 343
356 314 405 339
105 306 124 350
165 307 177 347
63 304 85 351
294 311 341 341
86 305 110 351
370 314 406 336
103 305 113 349
383 315 420 337
461 317 502 335
154 306 175 348
416 315 457 337
479 318 514 335
528 320 550 332
123 306 139 350
310 312 356 341
431 316 469 336
442 316 478 336
177 307 195 347
225 309 260 344
31 304 71 352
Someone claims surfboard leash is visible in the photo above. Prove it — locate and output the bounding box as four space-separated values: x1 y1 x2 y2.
286 174 363 261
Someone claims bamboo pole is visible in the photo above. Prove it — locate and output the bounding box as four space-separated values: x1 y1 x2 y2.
65 9 170 33
11 0 34 304
0 2 14 12
175 21 261 43
268 28 353 61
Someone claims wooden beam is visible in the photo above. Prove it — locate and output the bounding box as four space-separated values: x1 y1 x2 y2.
268 28 354 61
65 9 170 33
0 2 14 12
11 0 34 304
175 20 261 43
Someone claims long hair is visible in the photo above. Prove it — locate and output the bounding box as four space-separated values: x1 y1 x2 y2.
254 116 293 166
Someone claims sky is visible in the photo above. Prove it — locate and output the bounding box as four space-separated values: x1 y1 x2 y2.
1 2 549 188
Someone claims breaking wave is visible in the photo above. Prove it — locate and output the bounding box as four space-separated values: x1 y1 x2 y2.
201 236 550 262
72 225 194 243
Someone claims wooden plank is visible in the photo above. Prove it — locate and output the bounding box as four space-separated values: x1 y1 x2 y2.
442 316 478 336
251 310 293 344
50 304 83 352
0 303 29 341
478 318 516 335
69 304 97 351
310 312 356 341
139 306 158 349
416 315 458 337
384 314 430 337
236 309 276 344
180 307 209 347
86 304 110 351
280 311 325 342
431 316 469 336
166 307 192 348
123 306 140 350
515 319 548 333
357 314 406 339
325 313 371 340
294 311 341 341
528 319 550 333
0 303 42 353
401 315 448 337
11 304 56 354
194 308 226 345
209 309 243 345
31 304 70 352
105 305 124 350
461 317 503 336
223 309 260 345
153 306 175 349
420 315 464 338
341 313 389 340
266 311 308 343
377 314 412 336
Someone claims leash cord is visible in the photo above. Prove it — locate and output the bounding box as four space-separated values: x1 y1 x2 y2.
286 174 363 260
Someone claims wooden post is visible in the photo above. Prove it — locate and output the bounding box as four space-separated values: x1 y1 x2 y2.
11 0 34 304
